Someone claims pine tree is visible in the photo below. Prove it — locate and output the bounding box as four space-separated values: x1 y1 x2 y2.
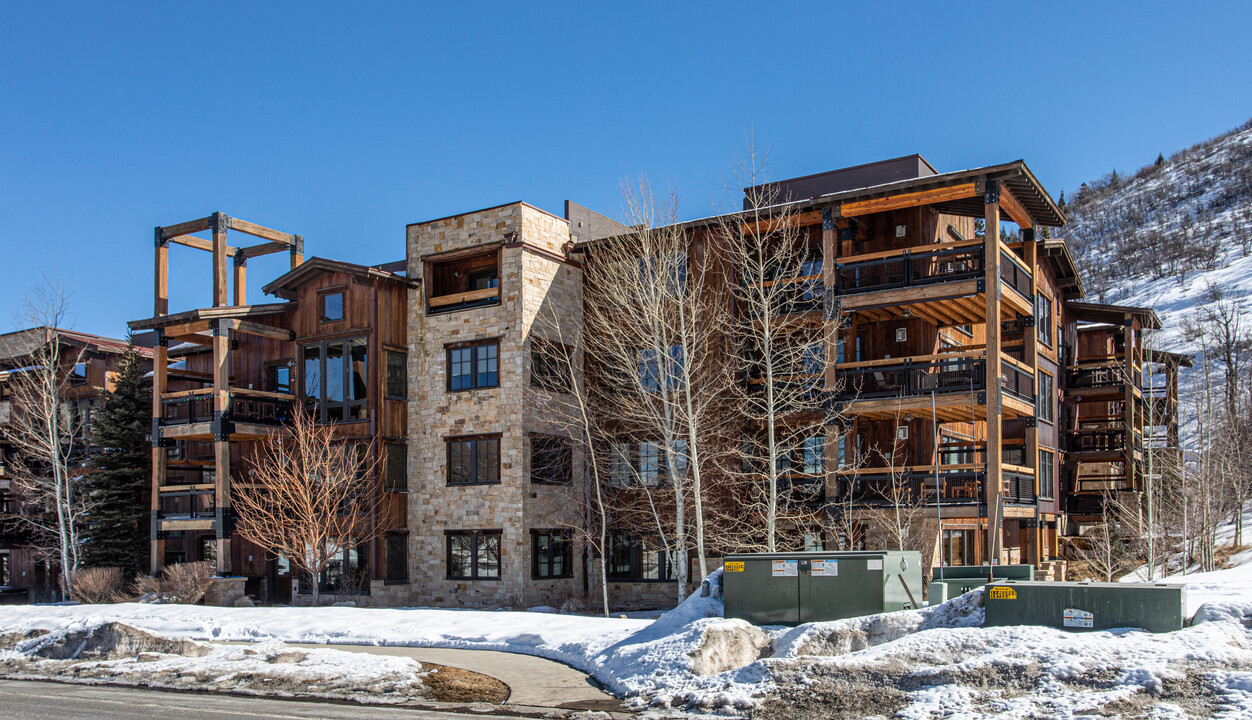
1155 152 1165 168
84 343 152 574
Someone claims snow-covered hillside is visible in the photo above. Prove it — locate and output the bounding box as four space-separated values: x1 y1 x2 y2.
1065 119 1252 356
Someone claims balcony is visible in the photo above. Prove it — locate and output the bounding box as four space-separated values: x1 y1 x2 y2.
158 388 294 441
838 466 1036 508
834 241 983 295
833 351 1034 419
1065 360 1142 397
428 285 500 314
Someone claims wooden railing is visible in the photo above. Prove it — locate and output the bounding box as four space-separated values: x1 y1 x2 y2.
835 354 986 401
428 286 500 314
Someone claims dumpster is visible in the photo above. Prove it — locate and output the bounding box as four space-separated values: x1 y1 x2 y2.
722 551 922 625
983 580 1187 633
929 564 1035 603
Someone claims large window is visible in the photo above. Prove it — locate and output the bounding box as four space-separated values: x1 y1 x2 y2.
800 435 825 475
447 341 498 391
1037 371 1055 423
385 534 408 584
531 339 573 393
447 436 500 486
608 441 679 487
0 552 10 587
385 443 407 491
302 338 368 422
530 435 572 485
637 346 684 392
532 530 573 579
266 360 293 394
302 542 367 594
1038 449 1055 500
1035 292 1054 348
607 534 671 582
447 530 501 580
386 351 407 399
69 362 88 386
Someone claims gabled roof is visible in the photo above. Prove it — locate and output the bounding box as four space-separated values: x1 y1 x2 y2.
262 257 417 301
128 303 293 331
1066 301 1162 330
0 326 141 362
1040 238 1084 300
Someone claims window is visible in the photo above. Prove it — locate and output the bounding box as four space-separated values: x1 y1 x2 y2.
386 351 407 398
609 441 682 486
639 441 661 485
303 542 367 594
447 530 501 580
200 537 217 563
302 338 368 422
1035 293 1053 347
427 252 501 314
1038 450 1055 500
447 341 498 391
638 345 684 392
385 443 407 491
942 529 975 566
531 339 573 392
447 436 500 486
800 435 825 475
802 341 824 376
385 534 408 584
266 361 292 394
532 530 573 579
610 443 633 487
530 435 572 485
1037 371 1055 423
470 270 499 291
70 362 88 386
321 290 345 322
607 534 671 582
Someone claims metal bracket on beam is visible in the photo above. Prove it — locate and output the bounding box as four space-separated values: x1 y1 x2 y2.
209 319 221 336
289 330 297 341
822 208 835 230
976 278 986 293
839 218 858 242
233 248 247 268
1021 227 1038 244
150 511 160 541
977 391 987 405
212 412 235 442
154 226 169 248
1021 314 1036 328
984 180 1001 205
291 235 304 257
210 212 230 232
156 332 168 347
151 418 163 447
1024 417 1037 428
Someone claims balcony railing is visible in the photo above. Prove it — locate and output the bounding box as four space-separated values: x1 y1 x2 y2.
1000 358 1035 403
428 286 500 314
835 356 985 401
1065 361 1133 390
160 389 294 427
834 242 984 295
999 249 1033 302
157 487 215 520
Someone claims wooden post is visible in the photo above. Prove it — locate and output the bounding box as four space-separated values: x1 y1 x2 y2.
155 227 169 317
233 252 247 306
1123 314 1136 491
212 322 232 575
822 208 840 515
1022 228 1041 566
983 182 1003 565
290 234 304 270
150 331 167 575
212 212 229 307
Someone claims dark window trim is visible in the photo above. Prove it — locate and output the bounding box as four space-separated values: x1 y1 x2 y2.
529 434 573 486
446 340 500 392
446 434 502 486
445 529 503 581
301 336 369 424
384 442 408 492
384 532 410 585
385 350 407 400
1036 368 1055 425
530 528 574 580
265 359 294 394
531 338 574 393
318 286 348 323
1038 448 1056 500
605 533 675 583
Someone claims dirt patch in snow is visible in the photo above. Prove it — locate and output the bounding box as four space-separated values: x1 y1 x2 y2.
755 661 912 720
421 663 509 704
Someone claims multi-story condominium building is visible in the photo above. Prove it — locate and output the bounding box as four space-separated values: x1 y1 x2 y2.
126 157 1185 608
0 327 148 601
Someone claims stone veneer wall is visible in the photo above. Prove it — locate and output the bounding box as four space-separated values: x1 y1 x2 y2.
403 203 587 609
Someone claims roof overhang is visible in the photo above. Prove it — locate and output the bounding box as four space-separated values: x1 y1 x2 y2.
1066 301 1162 330
262 256 417 301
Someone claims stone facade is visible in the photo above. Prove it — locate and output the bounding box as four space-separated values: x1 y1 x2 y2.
400 203 588 609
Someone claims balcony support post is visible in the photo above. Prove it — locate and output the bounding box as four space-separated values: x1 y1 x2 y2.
211 321 233 575
1123 313 1137 492
822 207 841 528
150 330 167 575
212 212 230 308
1022 228 1042 565
983 182 1004 566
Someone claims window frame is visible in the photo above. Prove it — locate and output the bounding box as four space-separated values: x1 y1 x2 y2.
530 434 573 485
319 287 347 323
531 529 574 580
1036 369 1055 424
446 434 501 486
301 337 369 423
384 533 409 585
445 529 502 580
1035 291 1054 348
69 361 89 386
531 338 574 393
1038 448 1056 500
446 339 500 392
266 359 294 395
605 533 672 583
384 442 408 492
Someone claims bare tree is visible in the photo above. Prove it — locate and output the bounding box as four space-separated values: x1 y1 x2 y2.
714 141 838 552
581 178 734 602
1070 491 1136 581
1 283 92 600
232 408 382 607
866 420 931 554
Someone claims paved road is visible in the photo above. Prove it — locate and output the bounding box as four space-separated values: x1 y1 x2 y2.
0 679 519 720
281 642 621 711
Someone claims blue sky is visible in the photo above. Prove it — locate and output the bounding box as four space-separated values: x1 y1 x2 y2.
2 2 1249 337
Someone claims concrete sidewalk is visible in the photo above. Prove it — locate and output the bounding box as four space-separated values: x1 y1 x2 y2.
286 642 629 716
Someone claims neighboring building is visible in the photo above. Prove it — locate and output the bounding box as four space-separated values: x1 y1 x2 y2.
0 327 148 601
121 157 1186 608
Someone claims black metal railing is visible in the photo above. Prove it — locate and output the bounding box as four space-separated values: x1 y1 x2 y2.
160 392 215 425
1067 426 1129 453
1066 362 1131 390
1003 471 1036 504
999 250 1033 301
157 487 215 520
836 357 985 401
843 470 987 506
160 390 293 427
1000 360 1035 403
164 463 214 487
834 244 984 295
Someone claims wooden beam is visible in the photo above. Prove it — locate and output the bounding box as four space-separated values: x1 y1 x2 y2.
240 241 294 259
1022 234 1041 566
984 189 1004 565
837 238 982 266
161 216 213 238
822 209 839 510
155 239 169 317
740 210 824 237
150 332 167 575
428 286 500 308
234 257 247 306
999 185 1034 229
839 182 979 218
836 279 981 312
212 325 232 575
224 318 292 341
227 216 297 244
212 212 228 307
161 319 212 338
169 233 236 255
168 333 214 347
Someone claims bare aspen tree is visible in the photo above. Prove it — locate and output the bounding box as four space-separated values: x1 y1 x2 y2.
232 408 382 607
714 142 838 552
867 416 930 554
1 284 92 600
581 179 733 601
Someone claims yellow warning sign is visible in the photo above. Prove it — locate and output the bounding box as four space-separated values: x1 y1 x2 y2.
725 561 745 573
989 586 1017 600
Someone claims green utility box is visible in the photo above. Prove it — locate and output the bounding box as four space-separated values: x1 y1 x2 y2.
928 564 1035 603
984 580 1187 633
722 551 922 626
